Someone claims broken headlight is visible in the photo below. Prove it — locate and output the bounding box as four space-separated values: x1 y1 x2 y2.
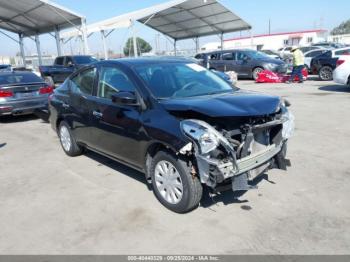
181 119 233 154
282 107 295 140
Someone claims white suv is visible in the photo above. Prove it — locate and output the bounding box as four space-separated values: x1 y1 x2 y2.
333 56 350 86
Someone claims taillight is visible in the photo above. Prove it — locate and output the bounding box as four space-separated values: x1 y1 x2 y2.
39 85 54 95
0 90 14 98
336 60 345 67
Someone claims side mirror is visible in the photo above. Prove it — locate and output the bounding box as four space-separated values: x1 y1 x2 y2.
111 92 139 106
67 61 74 67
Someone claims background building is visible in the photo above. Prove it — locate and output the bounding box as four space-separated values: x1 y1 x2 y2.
200 29 328 52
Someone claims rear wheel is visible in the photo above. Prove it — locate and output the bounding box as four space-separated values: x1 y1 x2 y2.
252 67 264 80
150 151 203 213
58 121 83 157
347 76 350 86
319 66 333 81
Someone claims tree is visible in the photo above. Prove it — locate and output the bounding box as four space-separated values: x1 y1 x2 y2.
123 37 152 56
331 19 350 35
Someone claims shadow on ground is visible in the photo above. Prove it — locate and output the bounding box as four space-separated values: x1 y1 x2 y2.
200 174 275 211
319 85 350 93
84 149 150 189
0 114 38 124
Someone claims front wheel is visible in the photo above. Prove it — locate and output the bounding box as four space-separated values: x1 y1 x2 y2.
150 151 203 213
252 67 264 80
319 66 333 81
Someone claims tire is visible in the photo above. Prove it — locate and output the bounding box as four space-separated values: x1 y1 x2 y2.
252 67 264 80
347 76 350 86
44 76 54 87
150 151 203 213
319 66 333 81
58 121 83 157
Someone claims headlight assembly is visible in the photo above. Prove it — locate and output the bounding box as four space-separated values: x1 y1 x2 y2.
282 109 295 140
181 119 233 154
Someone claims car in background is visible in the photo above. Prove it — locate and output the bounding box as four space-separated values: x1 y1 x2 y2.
310 47 350 80
312 42 346 49
333 56 350 86
0 64 12 72
196 49 287 80
278 46 293 59
260 50 282 59
304 49 329 72
0 71 53 116
49 58 293 213
39 55 97 86
299 46 325 54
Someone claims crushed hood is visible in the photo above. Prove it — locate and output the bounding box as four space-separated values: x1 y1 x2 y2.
160 91 281 117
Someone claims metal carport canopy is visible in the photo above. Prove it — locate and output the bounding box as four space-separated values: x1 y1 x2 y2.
138 0 251 40
0 0 88 65
60 0 251 57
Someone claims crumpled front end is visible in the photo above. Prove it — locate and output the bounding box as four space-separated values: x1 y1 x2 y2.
180 105 294 192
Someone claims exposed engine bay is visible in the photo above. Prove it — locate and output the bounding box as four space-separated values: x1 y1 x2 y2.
179 104 294 192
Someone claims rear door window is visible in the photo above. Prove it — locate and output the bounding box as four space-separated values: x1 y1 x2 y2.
335 48 350 56
70 68 96 96
97 67 136 99
55 57 64 65
221 52 234 60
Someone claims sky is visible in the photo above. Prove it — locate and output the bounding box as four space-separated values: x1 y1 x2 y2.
1 0 349 57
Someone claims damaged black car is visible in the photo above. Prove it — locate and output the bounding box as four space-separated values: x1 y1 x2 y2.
49 58 294 213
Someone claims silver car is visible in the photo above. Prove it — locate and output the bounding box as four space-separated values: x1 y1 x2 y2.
0 71 53 116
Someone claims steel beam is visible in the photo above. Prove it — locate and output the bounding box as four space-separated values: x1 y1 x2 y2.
195 37 199 53
100 30 108 60
220 32 224 50
18 33 26 67
132 20 138 58
174 39 177 56
35 34 42 66
81 18 89 54
55 26 62 56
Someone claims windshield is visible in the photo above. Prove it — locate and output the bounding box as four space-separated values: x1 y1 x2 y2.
245 50 270 59
134 63 234 99
0 73 43 85
74 56 97 64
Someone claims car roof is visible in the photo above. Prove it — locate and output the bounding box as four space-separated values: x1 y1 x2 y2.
0 71 37 76
98 57 196 66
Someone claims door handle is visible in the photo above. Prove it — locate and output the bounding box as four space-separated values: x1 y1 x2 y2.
62 103 70 109
93 111 103 118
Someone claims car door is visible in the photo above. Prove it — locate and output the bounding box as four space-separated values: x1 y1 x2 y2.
220 52 237 72
89 65 143 167
51 57 66 83
236 52 252 76
67 67 97 145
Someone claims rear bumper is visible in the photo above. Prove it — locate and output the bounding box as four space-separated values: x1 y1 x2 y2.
0 98 48 116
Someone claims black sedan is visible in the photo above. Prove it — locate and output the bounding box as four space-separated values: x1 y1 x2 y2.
0 71 53 116
49 58 294 213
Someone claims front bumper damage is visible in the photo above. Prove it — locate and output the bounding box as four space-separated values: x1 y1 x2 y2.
181 112 293 192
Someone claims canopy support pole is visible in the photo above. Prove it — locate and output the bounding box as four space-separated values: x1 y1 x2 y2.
81 18 89 55
174 39 177 56
35 34 42 66
132 20 138 58
55 26 62 56
101 30 108 60
195 37 199 53
220 33 224 50
19 33 26 67
250 30 253 49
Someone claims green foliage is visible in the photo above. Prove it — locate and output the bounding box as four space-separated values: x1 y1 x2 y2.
123 37 152 56
331 19 350 35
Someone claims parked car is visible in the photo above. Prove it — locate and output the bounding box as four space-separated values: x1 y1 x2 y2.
260 50 282 59
39 55 97 86
0 71 53 116
333 56 350 86
278 46 293 59
49 58 294 213
310 47 350 80
298 46 325 54
196 49 287 80
304 49 329 72
312 42 346 49
0 64 12 72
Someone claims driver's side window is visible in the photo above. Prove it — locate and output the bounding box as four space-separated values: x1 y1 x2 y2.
98 66 136 99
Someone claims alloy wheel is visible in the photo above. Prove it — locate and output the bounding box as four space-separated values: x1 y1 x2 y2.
60 125 71 152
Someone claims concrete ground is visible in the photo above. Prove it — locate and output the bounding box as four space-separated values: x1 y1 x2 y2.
0 79 350 255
